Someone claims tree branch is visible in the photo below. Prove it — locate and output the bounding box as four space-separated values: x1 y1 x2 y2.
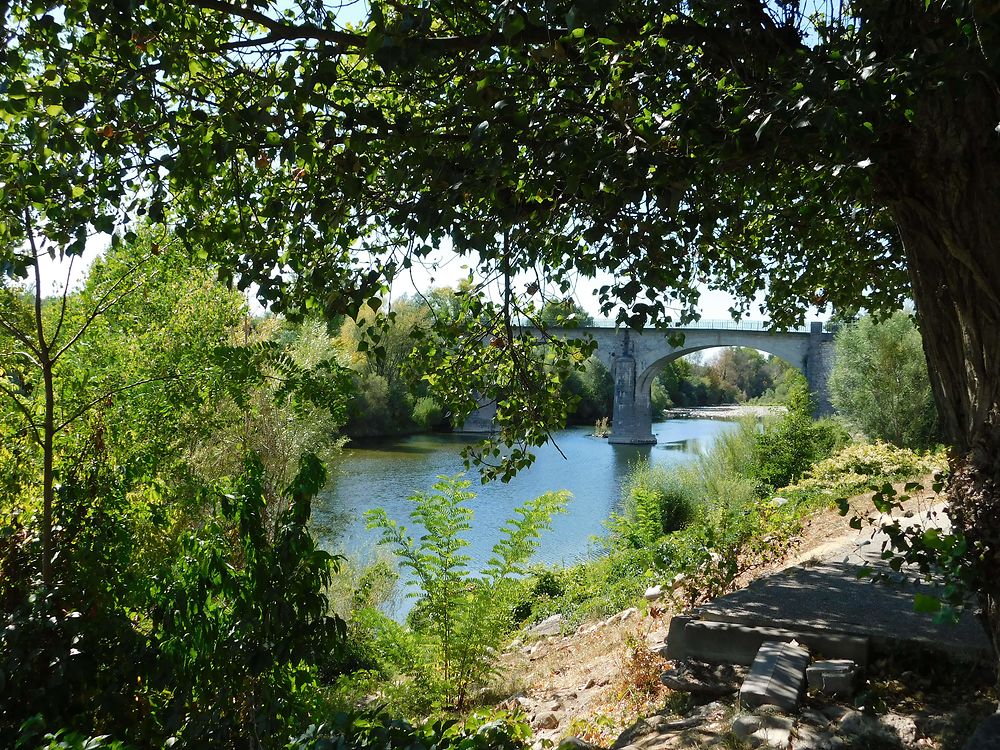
54 374 182 435
0 314 41 358
52 252 156 364
0 380 42 446
24 211 48 357
50 252 76 349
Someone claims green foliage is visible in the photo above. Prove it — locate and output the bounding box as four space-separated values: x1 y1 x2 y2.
365 476 567 708
830 312 940 449
147 453 345 748
1 446 346 749
411 396 444 429
655 350 795 411
655 494 801 607
536 299 594 328
19 727 133 750
563 356 613 425
749 412 849 490
0 462 149 746
656 357 738 409
783 441 947 501
510 548 655 628
609 462 698 548
338 300 435 438
288 710 532 750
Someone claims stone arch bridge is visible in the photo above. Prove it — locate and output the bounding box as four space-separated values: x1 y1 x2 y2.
462 321 835 445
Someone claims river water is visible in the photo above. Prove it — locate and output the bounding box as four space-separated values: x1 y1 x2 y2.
312 419 738 574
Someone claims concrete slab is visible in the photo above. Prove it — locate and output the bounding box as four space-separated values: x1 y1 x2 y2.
681 620 868 666
739 640 810 712
663 615 692 661
691 516 992 663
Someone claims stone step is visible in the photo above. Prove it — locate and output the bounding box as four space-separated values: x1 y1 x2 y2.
739 640 811 712
664 616 869 667
806 659 858 697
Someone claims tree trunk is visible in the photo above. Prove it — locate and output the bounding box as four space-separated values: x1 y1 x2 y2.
880 76 1000 659
41 358 55 587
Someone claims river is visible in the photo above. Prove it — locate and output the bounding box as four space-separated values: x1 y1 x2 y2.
312 419 738 579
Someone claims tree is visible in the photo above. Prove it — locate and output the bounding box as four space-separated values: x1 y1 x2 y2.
537 298 595 328
5 1 1000 654
0 236 191 584
829 312 939 449
713 348 772 401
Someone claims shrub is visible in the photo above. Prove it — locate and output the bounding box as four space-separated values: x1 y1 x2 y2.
412 396 444 429
750 413 848 490
829 312 940 449
288 710 532 750
804 441 945 482
17 726 134 750
609 461 699 548
1 452 343 750
655 494 801 606
779 441 947 502
366 475 567 708
146 454 345 748
0 466 150 746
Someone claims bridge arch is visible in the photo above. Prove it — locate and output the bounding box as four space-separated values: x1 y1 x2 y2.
635 343 807 410
586 322 834 445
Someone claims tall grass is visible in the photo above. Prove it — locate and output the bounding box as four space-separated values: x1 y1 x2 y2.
609 420 762 553
683 417 762 507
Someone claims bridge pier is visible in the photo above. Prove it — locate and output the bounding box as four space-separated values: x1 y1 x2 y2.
806 322 835 416
609 332 657 445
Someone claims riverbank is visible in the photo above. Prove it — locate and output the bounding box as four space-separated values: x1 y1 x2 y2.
499 476 993 750
662 404 786 420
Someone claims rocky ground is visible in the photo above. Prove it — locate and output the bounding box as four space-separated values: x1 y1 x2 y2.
496 483 997 750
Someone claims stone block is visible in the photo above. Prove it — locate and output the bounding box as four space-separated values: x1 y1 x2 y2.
663 615 692 660
680 619 869 666
739 640 810 712
806 659 857 697
526 614 563 638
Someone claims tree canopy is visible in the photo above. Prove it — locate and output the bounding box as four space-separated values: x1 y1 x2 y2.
4 0 1000 647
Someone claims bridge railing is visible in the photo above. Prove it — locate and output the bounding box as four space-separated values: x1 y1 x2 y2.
516 317 816 333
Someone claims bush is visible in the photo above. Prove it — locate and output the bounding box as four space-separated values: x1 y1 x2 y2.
750 413 848 490
288 710 532 750
829 312 940 449
609 462 699 548
145 454 345 748
805 441 945 482
655 493 801 606
779 441 947 501
0 466 151 746
412 396 444 429
1 452 345 750
366 475 567 708
17 726 134 750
